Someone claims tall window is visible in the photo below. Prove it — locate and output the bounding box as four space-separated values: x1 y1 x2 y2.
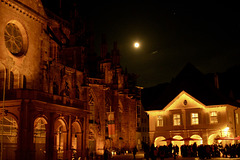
210 111 218 124
157 115 163 127
191 113 199 125
89 93 95 123
173 114 181 126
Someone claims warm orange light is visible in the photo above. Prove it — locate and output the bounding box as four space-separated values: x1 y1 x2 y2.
134 42 140 48
205 106 226 112
222 127 230 137
223 127 229 132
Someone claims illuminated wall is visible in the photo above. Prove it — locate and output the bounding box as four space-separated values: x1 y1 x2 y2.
0 0 48 90
147 90 239 146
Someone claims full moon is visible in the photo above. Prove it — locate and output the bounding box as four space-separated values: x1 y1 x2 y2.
134 42 140 48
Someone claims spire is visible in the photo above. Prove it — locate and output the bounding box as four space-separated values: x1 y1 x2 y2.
100 34 107 59
111 41 120 67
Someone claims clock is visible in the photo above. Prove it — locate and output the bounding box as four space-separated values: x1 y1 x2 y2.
4 22 28 57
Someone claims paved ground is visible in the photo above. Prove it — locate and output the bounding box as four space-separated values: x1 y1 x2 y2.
111 151 145 160
111 151 240 160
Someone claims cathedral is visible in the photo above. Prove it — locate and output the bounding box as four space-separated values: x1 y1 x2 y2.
0 0 139 159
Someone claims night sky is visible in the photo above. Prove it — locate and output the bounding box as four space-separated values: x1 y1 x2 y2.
43 1 240 88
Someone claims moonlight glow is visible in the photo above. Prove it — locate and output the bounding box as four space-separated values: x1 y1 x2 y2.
134 42 140 48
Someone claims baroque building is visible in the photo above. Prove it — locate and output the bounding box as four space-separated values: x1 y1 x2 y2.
143 63 240 147
0 0 138 160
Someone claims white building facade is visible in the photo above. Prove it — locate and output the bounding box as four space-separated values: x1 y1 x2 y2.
147 91 240 147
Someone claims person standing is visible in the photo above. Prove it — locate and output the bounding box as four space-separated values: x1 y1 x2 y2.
104 148 108 160
133 146 138 159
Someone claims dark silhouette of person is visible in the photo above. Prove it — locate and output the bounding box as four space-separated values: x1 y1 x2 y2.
133 146 138 159
104 148 108 160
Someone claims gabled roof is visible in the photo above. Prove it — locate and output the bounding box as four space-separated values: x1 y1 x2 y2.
162 90 206 111
143 63 240 111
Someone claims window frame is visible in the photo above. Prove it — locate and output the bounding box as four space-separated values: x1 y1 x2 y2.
210 111 218 124
157 115 163 127
191 113 199 125
173 114 181 126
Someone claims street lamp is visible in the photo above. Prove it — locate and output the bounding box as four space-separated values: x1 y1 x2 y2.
0 63 6 160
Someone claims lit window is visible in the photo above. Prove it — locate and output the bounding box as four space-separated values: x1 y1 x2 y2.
191 113 199 125
210 111 218 124
157 115 163 127
236 113 239 125
173 114 181 126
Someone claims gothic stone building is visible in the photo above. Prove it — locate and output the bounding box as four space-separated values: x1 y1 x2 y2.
0 0 138 159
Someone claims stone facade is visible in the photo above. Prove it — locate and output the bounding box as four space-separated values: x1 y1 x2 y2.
0 0 138 160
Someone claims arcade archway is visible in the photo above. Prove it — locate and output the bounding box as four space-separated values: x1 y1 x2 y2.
72 121 82 158
34 117 47 160
189 135 203 146
172 135 184 147
154 136 167 147
208 134 220 145
0 115 18 160
54 118 67 160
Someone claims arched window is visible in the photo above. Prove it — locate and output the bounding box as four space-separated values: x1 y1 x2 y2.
0 115 18 160
34 117 47 160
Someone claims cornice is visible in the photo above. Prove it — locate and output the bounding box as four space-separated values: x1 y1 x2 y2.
1 0 47 24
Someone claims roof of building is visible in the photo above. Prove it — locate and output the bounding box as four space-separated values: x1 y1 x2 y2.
142 63 240 111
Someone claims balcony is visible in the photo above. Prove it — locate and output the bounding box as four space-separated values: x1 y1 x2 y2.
1 89 86 110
